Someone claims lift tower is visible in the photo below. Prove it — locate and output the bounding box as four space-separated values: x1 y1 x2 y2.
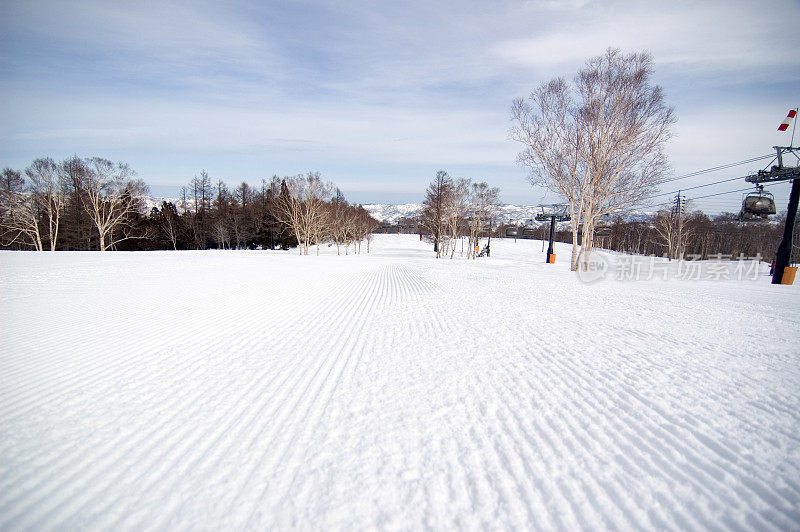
745 146 800 284
535 204 570 263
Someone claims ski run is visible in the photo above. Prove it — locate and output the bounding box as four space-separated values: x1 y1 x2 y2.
1 234 799 530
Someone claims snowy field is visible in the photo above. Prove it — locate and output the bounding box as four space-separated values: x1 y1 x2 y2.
2 234 800 531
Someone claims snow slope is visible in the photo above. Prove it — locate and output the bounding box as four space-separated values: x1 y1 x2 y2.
1 236 799 530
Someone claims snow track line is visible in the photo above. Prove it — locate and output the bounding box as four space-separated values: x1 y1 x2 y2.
0 298 248 424
71 297 328 528
516 340 794 530
265 277 403 516
482 360 625 530
102 266 378 529
225 271 377 505
495 375 625 529
1 270 360 529
523 356 708 528
233 261 434 528
460 370 549 528
70 260 392 528
0 346 224 524
1 260 287 410
474 288 784 532
1 286 306 524
529 352 773 529
237 263 403 528
588 352 798 527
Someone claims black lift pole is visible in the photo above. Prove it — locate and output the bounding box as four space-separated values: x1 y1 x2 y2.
546 215 556 263
772 177 800 284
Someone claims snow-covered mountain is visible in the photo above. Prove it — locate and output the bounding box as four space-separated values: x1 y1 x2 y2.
363 204 547 225
363 203 655 224
361 204 423 224
141 196 177 212
143 198 656 224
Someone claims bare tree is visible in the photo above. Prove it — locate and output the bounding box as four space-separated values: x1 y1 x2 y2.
188 171 213 248
0 169 25 228
442 178 469 258
352 205 378 254
273 173 332 255
262 177 293 250
233 181 255 248
343 204 360 255
512 77 583 266
305 174 333 255
154 201 182 250
653 208 678 259
0 168 43 250
467 181 500 259
511 48 675 271
61 156 94 250
82 157 149 251
26 157 67 250
329 188 349 255
421 170 452 258
212 218 231 249
0 169 20 247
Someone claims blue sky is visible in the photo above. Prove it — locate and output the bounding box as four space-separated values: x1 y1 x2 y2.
1 0 799 211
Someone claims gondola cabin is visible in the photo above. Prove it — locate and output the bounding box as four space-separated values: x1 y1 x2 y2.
739 187 776 220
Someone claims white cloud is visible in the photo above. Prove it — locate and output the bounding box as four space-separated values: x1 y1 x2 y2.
2 93 516 167
669 105 794 174
3 0 283 88
493 0 800 77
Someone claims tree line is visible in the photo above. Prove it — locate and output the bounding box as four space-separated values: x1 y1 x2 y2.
503 209 789 262
607 209 792 261
0 157 377 253
411 170 789 262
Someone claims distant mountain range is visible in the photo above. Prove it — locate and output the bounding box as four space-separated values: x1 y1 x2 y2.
142 198 656 224
362 204 655 225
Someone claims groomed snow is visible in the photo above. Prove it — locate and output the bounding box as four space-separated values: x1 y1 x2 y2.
1 235 799 530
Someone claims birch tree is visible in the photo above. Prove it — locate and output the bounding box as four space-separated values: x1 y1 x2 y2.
467 181 500 259
273 173 332 255
511 48 675 271
329 189 349 255
26 157 67 251
82 157 149 251
444 178 469 258
0 168 43 250
653 208 678 259
353 205 378 254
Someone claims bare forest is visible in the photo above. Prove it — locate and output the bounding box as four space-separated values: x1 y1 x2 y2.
420 170 501 259
2 157 789 262
0 159 377 253
412 169 788 262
